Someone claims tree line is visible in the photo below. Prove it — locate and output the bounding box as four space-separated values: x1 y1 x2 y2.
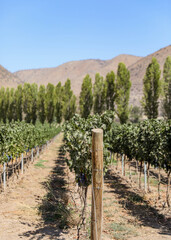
0 62 131 124
0 79 76 124
0 56 170 124
79 62 131 124
79 55 171 122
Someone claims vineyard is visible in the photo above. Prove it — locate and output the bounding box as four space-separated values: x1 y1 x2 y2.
63 112 170 202
108 119 171 205
0 112 170 239
62 111 171 238
0 121 61 189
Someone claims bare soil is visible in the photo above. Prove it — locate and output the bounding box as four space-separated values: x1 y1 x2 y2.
0 134 170 240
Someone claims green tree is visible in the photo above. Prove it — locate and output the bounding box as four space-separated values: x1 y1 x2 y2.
45 83 55 124
23 83 32 123
79 74 93 118
105 71 116 111
54 82 63 123
116 63 131 124
30 83 38 124
8 88 15 122
93 73 106 114
142 57 161 119
63 95 77 121
23 83 37 123
62 79 73 102
0 87 6 122
162 56 171 119
130 105 142 123
37 85 46 124
14 85 23 121
4 88 10 123
62 79 76 121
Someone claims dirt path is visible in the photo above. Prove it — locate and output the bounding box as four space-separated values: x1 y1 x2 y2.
100 168 171 240
0 133 71 240
0 134 170 240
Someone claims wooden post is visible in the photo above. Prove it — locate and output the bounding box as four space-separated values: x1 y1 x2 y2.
91 129 103 240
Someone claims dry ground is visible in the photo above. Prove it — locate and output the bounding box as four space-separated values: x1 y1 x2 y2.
0 134 170 240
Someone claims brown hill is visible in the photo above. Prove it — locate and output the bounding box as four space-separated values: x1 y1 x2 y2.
0 65 23 88
14 54 141 97
129 45 171 105
11 45 171 106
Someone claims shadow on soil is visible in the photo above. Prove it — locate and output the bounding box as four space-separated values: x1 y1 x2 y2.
20 145 70 240
105 169 171 237
130 161 168 184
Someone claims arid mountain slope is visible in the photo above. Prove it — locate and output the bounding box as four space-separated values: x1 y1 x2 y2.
1 45 170 106
14 55 141 97
0 65 23 88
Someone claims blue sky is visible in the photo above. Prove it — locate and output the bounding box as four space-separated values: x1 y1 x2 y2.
1 0 171 72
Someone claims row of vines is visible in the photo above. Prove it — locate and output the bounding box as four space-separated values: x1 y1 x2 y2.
62 112 171 212
62 111 115 233
0 121 61 164
108 119 171 206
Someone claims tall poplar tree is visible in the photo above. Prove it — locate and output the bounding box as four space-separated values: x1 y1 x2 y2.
93 73 106 114
37 85 46 124
62 79 76 120
105 71 116 111
79 74 93 118
45 83 54 124
4 88 10 123
63 95 77 121
162 56 171 119
0 87 6 122
23 83 33 123
14 85 23 121
116 63 131 124
54 82 63 123
142 57 161 119
8 88 15 122
31 83 38 124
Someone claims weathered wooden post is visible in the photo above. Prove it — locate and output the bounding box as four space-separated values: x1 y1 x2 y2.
91 129 103 240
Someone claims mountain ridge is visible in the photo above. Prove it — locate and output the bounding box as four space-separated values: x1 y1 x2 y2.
13 54 142 103
1 45 171 106
0 64 24 88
